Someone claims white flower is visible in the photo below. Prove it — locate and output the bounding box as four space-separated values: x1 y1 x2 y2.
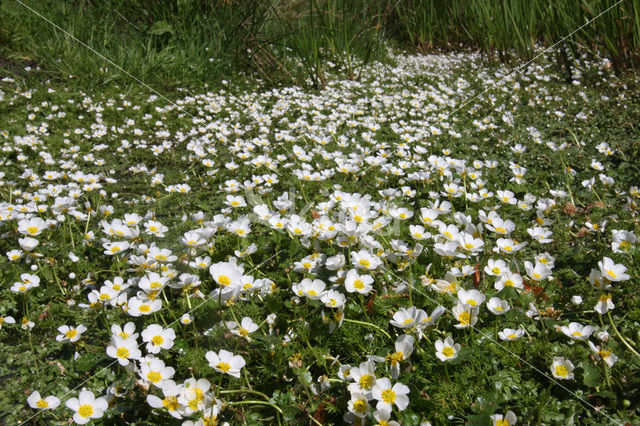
347 359 378 396
452 303 478 329
588 341 618 368
490 410 517 425
524 260 552 281
344 269 374 294
146 380 183 419
594 294 615 314
321 289 346 309
139 356 175 388
65 389 108 424
371 377 410 412
550 357 574 380
560 322 594 341
485 259 508 276
486 297 510 315
180 313 193 325
27 391 60 410
205 349 246 378
106 336 141 366
347 392 370 418
111 322 138 340
230 317 259 340
292 278 326 300
18 217 47 236
141 324 176 353
457 288 486 308
598 257 630 282
390 306 427 329
56 324 87 343
387 334 414 379
435 337 460 361
127 296 162 317
494 271 524 291
209 261 243 287
351 249 382 270
498 328 524 341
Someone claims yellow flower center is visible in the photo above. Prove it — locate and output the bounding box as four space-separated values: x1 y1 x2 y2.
508 334 517 339
599 350 611 359
78 404 94 418
218 275 231 286
139 304 151 313
36 399 49 409
239 328 249 337
359 374 374 390
492 267 501 275
353 399 367 413
147 371 162 383
442 346 455 357
65 329 78 339
504 280 514 287
353 279 365 290
381 389 396 404
216 362 231 373
386 351 404 366
606 270 617 279
116 347 130 358
27 226 39 235
307 289 318 296
162 396 179 411
466 299 477 307
457 311 471 325
203 416 219 426
496 419 510 426
152 335 164 346
495 227 506 234
359 259 371 268
555 365 568 377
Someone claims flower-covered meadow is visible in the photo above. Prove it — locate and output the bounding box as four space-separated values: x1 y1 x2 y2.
1 50 639 424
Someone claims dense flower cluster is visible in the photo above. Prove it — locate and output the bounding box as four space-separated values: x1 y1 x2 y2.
0 47 637 424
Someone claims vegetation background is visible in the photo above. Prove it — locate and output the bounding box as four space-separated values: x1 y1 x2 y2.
1 0 639 89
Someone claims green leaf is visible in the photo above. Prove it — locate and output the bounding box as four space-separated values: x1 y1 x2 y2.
582 363 601 387
149 21 174 36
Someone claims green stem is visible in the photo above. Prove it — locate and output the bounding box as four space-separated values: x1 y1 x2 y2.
27 331 41 379
227 400 284 416
607 311 640 359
